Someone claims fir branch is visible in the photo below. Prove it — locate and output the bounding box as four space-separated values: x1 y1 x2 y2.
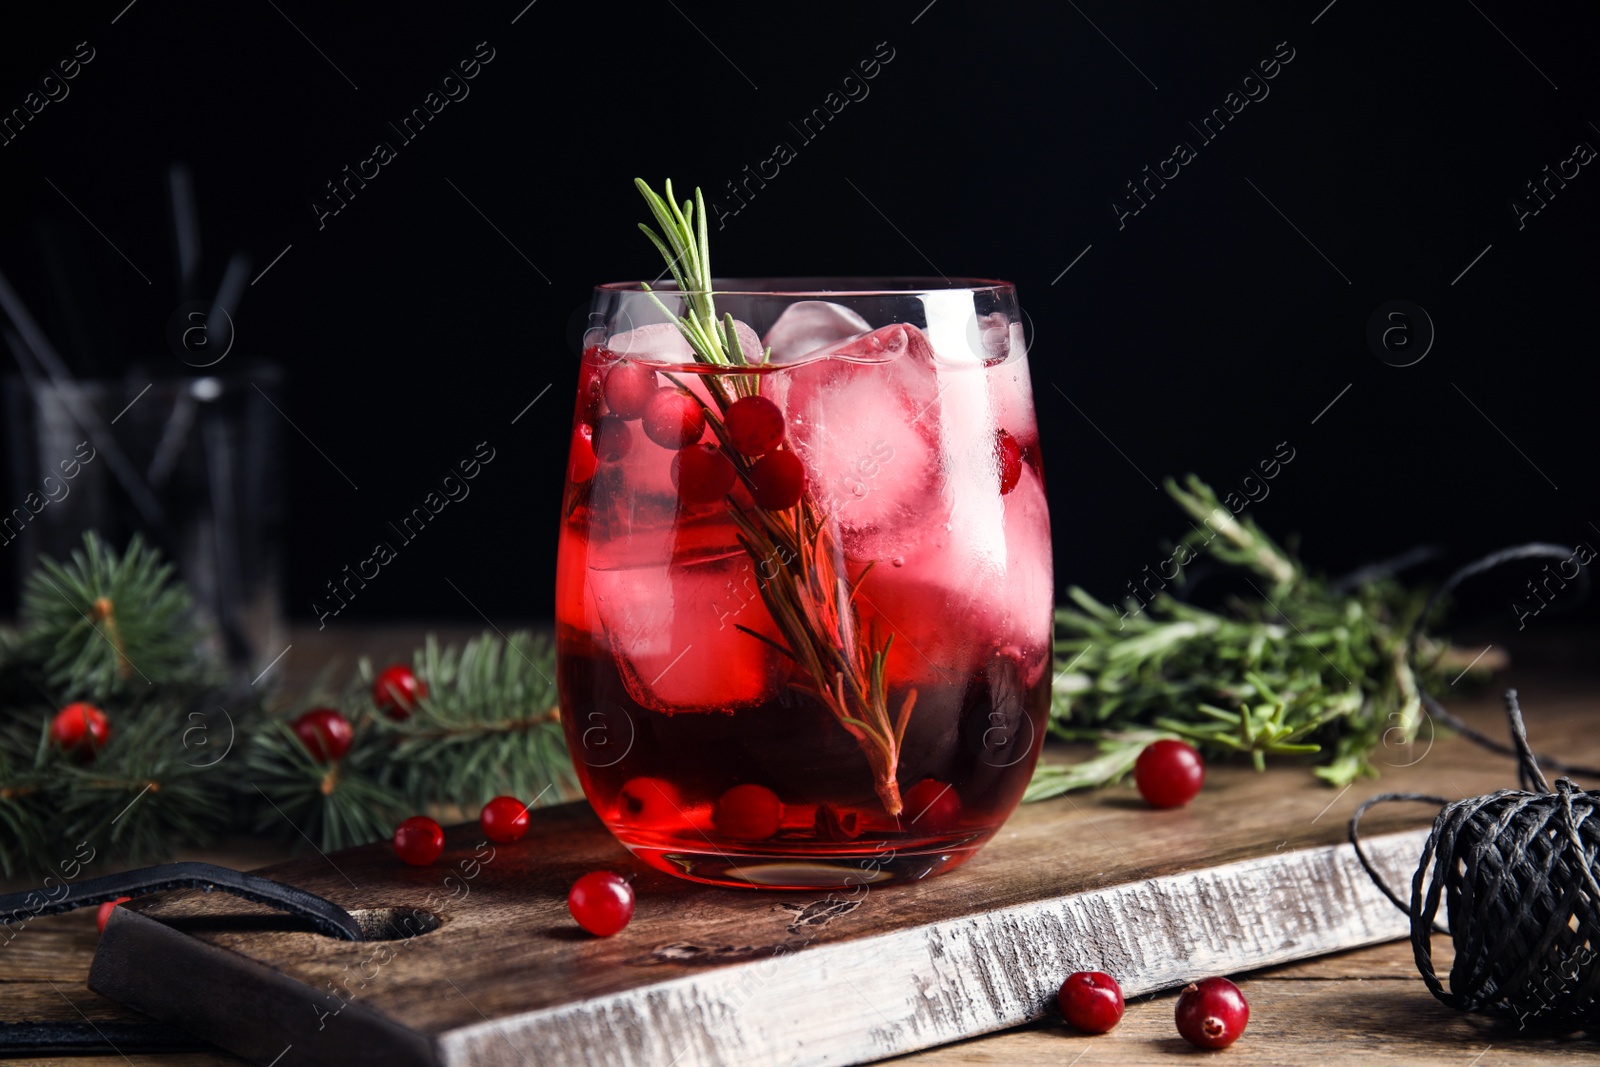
245 719 406 853
363 631 577 810
54 707 234 867
19 533 210 703
0 720 51 878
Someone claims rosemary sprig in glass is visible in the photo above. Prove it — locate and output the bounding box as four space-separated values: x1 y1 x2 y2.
631 179 912 815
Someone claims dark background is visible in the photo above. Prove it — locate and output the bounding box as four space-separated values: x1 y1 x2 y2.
0 1 1595 640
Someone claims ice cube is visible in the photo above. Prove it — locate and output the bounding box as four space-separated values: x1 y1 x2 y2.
987 321 1040 448
608 322 694 363
762 300 871 364
767 324 946 559
918 291 995 367
608 319 764 366
587 550 786 713
854 462 1053 689
729 319 765 365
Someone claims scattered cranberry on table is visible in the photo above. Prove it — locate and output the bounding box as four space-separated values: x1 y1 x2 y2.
1058 970 1125 1034
602 360 658 419
1134 739 1205 809
291 708 353 763
49 703 110 758
373 664 426 721
96 897 132 933
713 783 784 840
995 430 1023 495
641 388 707 449
1175 976 1249 1049
673 443 737 503
479 796 531 844
748 450 805 510
568 871 635 936
392 815 445 866
722 395 786 455
903 778 962 832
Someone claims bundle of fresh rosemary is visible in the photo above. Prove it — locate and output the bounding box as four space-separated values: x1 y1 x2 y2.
1026 476 1489 801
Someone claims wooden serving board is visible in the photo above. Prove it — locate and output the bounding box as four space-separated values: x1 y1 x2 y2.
85 689 1586 1067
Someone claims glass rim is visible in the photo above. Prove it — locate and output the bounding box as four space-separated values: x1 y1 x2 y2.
596 276 1016 297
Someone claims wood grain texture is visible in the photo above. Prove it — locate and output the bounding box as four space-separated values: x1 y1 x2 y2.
3 624 1590 1067
78 677 1596 1067
16 943 1599 1067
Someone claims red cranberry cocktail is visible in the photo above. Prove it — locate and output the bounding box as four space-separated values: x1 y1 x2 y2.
557 274 1052 889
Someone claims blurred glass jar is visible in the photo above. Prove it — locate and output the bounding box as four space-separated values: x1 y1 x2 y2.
3 365 285 676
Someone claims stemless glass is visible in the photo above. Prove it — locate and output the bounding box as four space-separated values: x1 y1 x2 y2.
555 279 1052 888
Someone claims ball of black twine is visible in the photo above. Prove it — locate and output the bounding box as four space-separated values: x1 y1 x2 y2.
1351 689 1600 1031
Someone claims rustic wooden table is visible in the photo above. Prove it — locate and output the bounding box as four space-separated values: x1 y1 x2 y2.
4 626 1598 1065
11 930 1599 1066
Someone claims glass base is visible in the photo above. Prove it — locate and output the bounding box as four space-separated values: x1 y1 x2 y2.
623 836 987 889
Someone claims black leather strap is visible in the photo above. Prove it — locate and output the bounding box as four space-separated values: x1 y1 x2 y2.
0 861 364 941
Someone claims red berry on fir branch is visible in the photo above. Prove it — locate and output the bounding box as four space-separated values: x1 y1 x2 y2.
672 444 737 504
1058 970 1125 1033
393 815 445 866
568 423 598 484
1134 739 1205 809
373 665 425 721
722 395 785 455
602 361 658 420
291 708 353 763
903 778 962 832
617 777 683 827
479 796 531 844
96 897 132 933
641 388 707 449
568 871 635 936
748 450 805 510
50 703 110 758
713 783 783 840
592 414 634 464
995 430 1023 495
1175 976 1249 1049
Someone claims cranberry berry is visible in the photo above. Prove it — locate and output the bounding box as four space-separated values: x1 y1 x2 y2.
291 708 353 763
393 815 445 866
995 430 1023 495
617 777 683 826
373 664 426 720
748 450 805 510
641 388 706 449
673 444 737 504
903 778 962 832
592 414 634 464
1134 739 1205 809
722 395 785 455
50 703 110 758
1175 976 1249 1049
1058 970 1125 1034
479 796 531 844
602 361 658 419
568 871 635 936
568 423 598 483
713 783 783 840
